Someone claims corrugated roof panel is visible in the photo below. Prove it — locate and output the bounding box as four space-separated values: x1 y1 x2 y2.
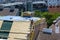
32 1 46 4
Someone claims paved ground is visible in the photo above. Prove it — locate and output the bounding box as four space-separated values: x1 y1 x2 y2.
36 31 41 40
36 31 60 40
36 31 52 40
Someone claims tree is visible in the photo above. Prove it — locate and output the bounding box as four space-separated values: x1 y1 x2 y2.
34 11 60 28
34 10 42 17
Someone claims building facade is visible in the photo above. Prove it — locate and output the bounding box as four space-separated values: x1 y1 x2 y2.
0 0 48 12
48 0 60 12
0 16 41 40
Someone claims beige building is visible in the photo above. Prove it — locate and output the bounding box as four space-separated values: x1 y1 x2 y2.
0 16 42 40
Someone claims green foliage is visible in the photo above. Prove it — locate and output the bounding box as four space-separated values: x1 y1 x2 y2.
34 10 42 17
34 11 60 28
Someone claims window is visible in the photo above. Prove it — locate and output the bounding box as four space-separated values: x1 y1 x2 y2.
49 3 52 6
53 6 55 8
1 20 13 30
45 1 47 3
10 9 14 12
57 0 59 1
0 21 13 39
0 8 3 11
57 6 60 8
49 6 52 8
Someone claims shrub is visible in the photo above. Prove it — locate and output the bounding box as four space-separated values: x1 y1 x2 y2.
34 10 60 28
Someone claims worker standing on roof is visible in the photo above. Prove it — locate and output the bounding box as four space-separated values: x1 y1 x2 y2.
30 20 34 30
31 20 33 25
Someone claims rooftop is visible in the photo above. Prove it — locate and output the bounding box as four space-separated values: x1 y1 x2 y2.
0 2 23 6
32 1 46 4
0 16 40 21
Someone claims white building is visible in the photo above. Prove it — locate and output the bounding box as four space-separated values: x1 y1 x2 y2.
52 17 60 33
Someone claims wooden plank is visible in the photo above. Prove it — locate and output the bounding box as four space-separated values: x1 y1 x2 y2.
0 21 3 28
10 21 30 33
8 33 27 39
8 21 30 40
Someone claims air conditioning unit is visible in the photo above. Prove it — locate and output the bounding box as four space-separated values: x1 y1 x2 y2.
42 28 52 34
